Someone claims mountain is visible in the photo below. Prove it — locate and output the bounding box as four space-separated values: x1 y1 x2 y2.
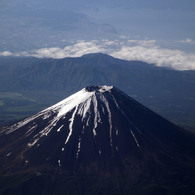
1 53 195 93
0 86 194 195
0 53 195 130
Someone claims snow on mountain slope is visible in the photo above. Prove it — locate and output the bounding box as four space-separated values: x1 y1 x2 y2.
4 86 114 139
0 86 194 178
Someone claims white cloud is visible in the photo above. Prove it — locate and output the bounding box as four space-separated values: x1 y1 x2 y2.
126 39 156 47
180 38 195 44
1 39 195 70
0 51 12 56
27 41 105 59
111 45 195 70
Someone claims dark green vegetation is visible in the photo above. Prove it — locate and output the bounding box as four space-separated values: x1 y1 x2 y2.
0 53 195 132
0 91 67 126
0 92 39 125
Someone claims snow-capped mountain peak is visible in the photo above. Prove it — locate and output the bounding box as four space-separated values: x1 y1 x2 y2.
1 85 194 180
0 85 194 194
4 86 113 135
46 85 113 117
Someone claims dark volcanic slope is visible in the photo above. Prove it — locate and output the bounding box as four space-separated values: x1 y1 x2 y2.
0 86 195 195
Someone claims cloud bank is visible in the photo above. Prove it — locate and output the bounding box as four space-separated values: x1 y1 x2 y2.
1 39 195 70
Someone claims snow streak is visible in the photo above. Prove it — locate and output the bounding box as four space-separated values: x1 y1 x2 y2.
5 115 38 134
27 138 39 147
100 94 113 147
116 127 119 136
65 105 78 144
111 94 120 109
6 152 11 157
78 98 91 121
25 125 38 137
130 130 140 148
117 101 142 135
58 160 61 167
92 96 98 136
76 137 81 159
38 118 60 137
57 125 64 132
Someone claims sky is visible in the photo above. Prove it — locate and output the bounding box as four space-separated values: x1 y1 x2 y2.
0 0 195 70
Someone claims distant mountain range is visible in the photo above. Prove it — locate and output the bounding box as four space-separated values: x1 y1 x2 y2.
1 86 194 194
0 53 195 130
